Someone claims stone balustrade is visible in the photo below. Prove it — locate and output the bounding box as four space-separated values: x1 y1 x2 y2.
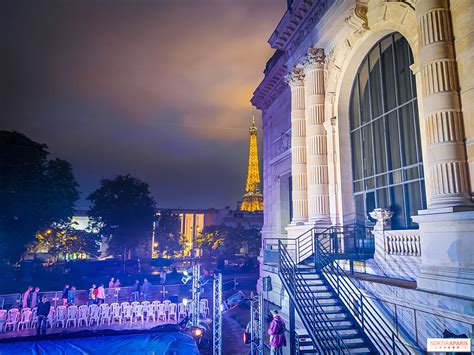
384 230 421 257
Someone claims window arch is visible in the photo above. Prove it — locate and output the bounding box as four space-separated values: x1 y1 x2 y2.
349 33 426 229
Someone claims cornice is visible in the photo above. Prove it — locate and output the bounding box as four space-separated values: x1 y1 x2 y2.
269 0 316 50
251 53 288 111
269 0 334 55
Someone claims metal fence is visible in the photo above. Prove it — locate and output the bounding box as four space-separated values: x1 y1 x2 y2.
0 277 240 310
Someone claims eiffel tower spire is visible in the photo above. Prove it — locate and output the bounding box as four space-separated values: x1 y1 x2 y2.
240 115 263 212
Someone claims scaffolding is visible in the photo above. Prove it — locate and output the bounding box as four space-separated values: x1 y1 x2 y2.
249 292 264 354
191 263 201 327
212 273 222 355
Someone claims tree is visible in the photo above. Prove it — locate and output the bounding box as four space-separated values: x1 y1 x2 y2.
0 131 79 263
88 174 156 265
28 219 101 261
197 225 261 258
154 210 183 257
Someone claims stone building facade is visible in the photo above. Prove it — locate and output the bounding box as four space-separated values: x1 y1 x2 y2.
252 0 473 351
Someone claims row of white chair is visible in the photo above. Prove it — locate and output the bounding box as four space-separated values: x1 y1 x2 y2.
0 299 210 332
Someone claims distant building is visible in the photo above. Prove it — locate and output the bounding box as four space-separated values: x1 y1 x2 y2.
152 207 263 258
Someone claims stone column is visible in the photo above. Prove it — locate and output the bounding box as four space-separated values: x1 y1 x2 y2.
285 67 308 224
303 48 331 225
417 0 471 208
413 0 474 299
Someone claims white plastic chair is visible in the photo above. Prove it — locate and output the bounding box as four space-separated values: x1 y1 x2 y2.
199 300 209 317
4 309 19 332
30 307 38 328
55 306 66 328
120 302 130 312
177 303 187 321
134 304 144 323
141 300 150 309
66 306 78 327
46 307 55 328
88 305 100 326
99 303 109 313
145 304 155 322
162 300 171 316
152 300 160 308
17 310 32 330
100 305 111 325
21 307 31 314
168 303 177 323
157 304 166 323
0 310 7 332
201 299 209 313
122 305 133 323
111 304 122 324
77 305 89 327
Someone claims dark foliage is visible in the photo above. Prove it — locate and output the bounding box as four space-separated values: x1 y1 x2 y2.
0 131 79 263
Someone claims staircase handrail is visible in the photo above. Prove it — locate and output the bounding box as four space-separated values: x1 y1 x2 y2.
279 240 351 354
315 228 414 354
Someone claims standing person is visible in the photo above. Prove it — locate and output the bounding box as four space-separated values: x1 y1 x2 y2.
160 268 167 285
88 284 97 305
22 286 33 309
97 283 106 304
61 284 70 306
67 286 76 305
114 279 121 288
36 294 51 336
131 280 140 301
141 278 152 301
30 287 40 309
268 310 287 355
108 277 115 289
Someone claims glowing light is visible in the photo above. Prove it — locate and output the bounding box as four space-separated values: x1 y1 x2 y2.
183 298 188 306
192 327 203 337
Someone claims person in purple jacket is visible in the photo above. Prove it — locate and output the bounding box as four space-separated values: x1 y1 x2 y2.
268 309 287 355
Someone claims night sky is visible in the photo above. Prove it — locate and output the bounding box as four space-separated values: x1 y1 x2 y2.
1 0 285 210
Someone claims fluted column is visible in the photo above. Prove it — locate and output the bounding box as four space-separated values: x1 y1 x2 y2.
416 0 472 208
303 48 330 224
285 67 308 223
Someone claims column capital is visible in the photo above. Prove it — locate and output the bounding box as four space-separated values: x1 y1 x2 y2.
304 48 326 71
285 66 305 87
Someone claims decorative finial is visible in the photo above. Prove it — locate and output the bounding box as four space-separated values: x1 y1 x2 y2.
252 115 255 125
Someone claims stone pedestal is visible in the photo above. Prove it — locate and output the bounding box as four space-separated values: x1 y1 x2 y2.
413 209 474 299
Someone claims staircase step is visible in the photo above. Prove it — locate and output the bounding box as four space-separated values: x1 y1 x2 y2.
302 304 344 313
297 267 320 273
296 295 338 302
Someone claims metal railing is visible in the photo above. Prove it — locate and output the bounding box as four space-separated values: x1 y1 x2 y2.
314 227 414 354
364 294 473 352
279 239 351 354
1 283 214 310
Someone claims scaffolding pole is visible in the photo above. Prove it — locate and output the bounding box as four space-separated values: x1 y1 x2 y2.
212 273 222 355
249 292 264 354
191 263 201 327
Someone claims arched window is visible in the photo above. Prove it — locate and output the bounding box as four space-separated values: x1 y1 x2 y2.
349 33 426 229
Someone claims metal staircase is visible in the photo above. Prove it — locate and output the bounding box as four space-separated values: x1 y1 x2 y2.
278 225 412 354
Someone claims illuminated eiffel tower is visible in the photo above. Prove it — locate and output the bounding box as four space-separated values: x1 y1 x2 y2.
240 116 263 212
